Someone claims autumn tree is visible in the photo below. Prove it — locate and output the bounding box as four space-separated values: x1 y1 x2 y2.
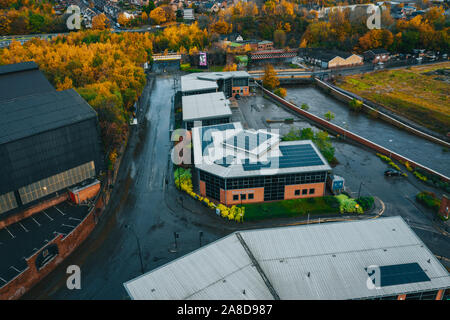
223 63 237 71
118 13 131 28
262 64 279 90
92 13 109 30
150 7 166 25
210 19 232 35
357 29 394 51
273 29 286 48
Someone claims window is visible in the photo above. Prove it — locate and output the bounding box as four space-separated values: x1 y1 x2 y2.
309 188 315 195
19 161 96 205
0 192 18 215
302 189 308 195
248 194 254 200
233 195 239 201
295 190 300 196
241 194 246 200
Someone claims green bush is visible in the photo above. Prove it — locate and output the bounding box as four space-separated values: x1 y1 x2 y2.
356 196 374 211
301 103 310 111
416 191 441 212
335 194 364 214
349 98 363 112
274 87 287 98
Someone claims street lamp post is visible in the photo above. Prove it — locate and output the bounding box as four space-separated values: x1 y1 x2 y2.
125 224 144 274
358 182 363 199
199 231 203 247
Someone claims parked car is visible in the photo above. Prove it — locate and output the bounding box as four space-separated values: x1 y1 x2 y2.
384 169 402 177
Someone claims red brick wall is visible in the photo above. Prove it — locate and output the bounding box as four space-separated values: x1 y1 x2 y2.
0 187 106 300
0 193 69 230
439 195 449 219
232 86 249 97
199 180 206 197
70 182 100 204
223 188 265 206
284 183 325 200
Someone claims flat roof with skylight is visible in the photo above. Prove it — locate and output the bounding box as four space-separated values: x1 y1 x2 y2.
191 122 331 178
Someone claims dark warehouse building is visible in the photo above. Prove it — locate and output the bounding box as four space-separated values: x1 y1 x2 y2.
0 62 103 218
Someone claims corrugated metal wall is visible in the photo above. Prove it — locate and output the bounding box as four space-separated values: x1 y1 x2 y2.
0 118 103 197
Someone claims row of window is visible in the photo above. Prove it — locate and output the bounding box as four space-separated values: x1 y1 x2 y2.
232 193 254 201
232 78 249 87
0 192 18 215
294 188 315 196
225 172 327 190
186 117 230 131
199 170 327 202
19 161 96 205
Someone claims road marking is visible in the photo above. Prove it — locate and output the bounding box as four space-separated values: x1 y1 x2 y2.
0 276 6 284
19 222 28 232
32 217 41 227
69 217 81 222
4 226 14 239
43 210 54 221
62 223 75 228
9 266 20 273
55 206 66 216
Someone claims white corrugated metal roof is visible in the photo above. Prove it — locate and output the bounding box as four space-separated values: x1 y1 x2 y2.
182 92 232 122
181 77 218 93
180 71 250 93
124 217 450 300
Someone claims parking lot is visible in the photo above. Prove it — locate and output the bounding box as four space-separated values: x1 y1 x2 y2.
0 202 90 287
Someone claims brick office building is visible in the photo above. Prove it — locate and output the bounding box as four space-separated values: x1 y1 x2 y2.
0 62 103 219
192 122 331 206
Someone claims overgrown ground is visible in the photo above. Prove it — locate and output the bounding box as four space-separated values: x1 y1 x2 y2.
337 62 450 135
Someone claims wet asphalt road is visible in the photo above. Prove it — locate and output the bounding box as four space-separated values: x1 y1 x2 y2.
23 77 449 300
23 75 229 300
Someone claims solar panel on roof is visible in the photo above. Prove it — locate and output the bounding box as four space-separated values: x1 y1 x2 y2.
200 123 235 152
367 263 431 287
242 144 324 171
214 155 235 167
224 131 272 152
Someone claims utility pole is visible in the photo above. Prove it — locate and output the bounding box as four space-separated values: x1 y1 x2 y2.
358 182 363 199
170 232 179 253
125 225 144 274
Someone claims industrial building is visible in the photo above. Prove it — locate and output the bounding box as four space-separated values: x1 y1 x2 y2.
180 71 250 98
191 122 331 205
0 62 103 218
124 217 450 300
299 48 363 69
182 92 232 130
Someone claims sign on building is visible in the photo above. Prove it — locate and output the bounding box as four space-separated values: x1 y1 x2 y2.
199 52 207 67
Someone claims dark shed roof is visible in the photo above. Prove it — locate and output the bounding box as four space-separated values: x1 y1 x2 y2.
0 89 98 145
0 61 55 101
300 48 355 62
365 48 390 55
